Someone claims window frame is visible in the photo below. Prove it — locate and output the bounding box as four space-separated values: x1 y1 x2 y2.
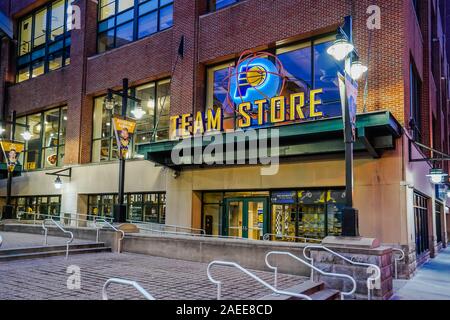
96 0 174 54
91 79 171 163
16 0 73 83
16 106 67 171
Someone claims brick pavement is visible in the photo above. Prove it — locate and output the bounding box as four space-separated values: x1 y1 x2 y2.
0 251 307 300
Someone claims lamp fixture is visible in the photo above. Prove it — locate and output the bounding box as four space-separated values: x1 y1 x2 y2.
131 105 145 119
0 126 4 134
426 168 448 184
327 36 354 61
104 94 115 110
54 176 62 189
21 130 32 141
350 60 368 80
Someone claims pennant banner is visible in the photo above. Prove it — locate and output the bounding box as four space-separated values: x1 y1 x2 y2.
0 140 25 172
112 116 136 159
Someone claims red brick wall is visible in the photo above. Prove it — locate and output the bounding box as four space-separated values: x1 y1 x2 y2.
1 0 449 167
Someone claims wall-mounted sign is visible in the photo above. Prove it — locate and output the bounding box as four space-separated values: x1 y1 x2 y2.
271 191 296 204
0 140 24 172
112 116 136 159
170 50 327 140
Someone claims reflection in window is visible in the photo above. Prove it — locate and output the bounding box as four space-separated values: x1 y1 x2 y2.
15 106 67 171
92 79 171 162
97 0 174 53
87 192 166 223
209 0 240 11
12 195 61 220
17 0 73 83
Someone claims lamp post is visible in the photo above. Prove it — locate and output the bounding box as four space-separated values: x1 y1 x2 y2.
1 111 32 219
104 78 143 223
327 25 368 237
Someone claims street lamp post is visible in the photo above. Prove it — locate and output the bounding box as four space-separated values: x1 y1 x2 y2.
104 78 143 223
1 111 32 219
327 21 368 237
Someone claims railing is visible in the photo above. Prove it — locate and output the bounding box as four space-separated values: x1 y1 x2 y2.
392 248 405 279
17 211 113 228
263 233 321 244
265 251 356 300
42 218 74 259
127 220 206 235
94 218 125 253
303 245 381 300
207 260 312 300
0 234 2 247
102 278 155 300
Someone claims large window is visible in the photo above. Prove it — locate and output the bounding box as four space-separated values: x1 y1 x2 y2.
97 0 173 53
205 36 344 129
201 189 344 241
435 202 443 244
17 0 74 83
11 195 61 220
87 192 166 223
15 107 67 171
92 79 171 162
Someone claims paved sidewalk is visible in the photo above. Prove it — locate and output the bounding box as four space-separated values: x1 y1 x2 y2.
0 231 92 249
392 247 450 300
0 251 306 300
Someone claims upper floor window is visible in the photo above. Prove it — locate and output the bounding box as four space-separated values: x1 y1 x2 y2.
92 79 171 162
409 62 422 142
15 106 68 171
205 35 344 129
97 0 174 53
208 0 240 11
17 0 74 83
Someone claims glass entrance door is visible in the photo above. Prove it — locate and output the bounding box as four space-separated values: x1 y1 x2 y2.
224 197 268 240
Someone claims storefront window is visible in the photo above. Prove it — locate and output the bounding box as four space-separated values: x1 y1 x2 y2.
17 0 74 82
87 192 166 223
97 0 173 53
92 79 171 162
205 36 345 130
15 106 67 171
202 189 344 241
12 195 61 220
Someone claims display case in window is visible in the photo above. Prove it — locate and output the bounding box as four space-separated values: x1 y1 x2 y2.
298 190 326 239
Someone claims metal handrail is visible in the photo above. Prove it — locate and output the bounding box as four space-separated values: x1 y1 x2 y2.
127 219 206 235
42 218 74 259
392 248 405 279
263 233 321 244
94 218 125 253
17 211 113 226
207 260 312 300
102 278 155 300
0 234 2 247
265 251 356 300
303 245 381 300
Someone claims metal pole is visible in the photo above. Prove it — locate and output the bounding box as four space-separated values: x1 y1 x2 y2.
114 78 128 223
3 111 16 219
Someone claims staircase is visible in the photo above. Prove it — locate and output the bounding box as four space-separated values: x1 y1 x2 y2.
258 280 341 300
0 242 111 261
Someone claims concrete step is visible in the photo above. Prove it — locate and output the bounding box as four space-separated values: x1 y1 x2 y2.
258 280 326 300
0 246 111 261
0 242 107 256
309 288 341 300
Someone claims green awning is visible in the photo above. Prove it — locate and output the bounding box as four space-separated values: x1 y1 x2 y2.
0 163 22 179
138 111 402 169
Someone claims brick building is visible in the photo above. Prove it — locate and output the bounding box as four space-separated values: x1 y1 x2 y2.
0 0 449 277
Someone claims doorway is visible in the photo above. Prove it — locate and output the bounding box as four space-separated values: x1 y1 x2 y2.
224 197 268 240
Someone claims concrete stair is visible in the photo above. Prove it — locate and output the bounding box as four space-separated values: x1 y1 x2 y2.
0 242 111 261
258 280 341 300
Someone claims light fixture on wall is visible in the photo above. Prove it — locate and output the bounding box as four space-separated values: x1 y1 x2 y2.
54 176 63 189
426 168 448 184
104 93 115 110
46 167 72 189
131 104 145 119
327 36 354 61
